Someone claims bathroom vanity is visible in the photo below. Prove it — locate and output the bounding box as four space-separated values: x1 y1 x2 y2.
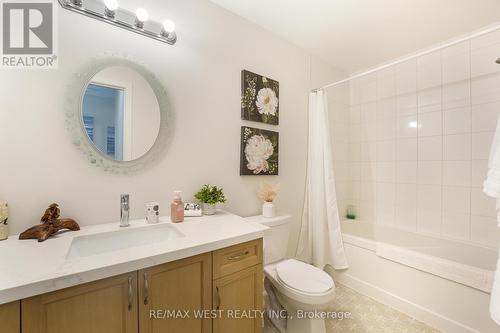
0 212 265 333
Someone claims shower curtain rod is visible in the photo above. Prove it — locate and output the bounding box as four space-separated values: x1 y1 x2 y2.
313 22 500 92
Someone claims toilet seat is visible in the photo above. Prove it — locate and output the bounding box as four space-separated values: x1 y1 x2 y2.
275 259 334 295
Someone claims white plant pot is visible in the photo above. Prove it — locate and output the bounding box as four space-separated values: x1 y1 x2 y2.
202 203 216 215
262 202 276 218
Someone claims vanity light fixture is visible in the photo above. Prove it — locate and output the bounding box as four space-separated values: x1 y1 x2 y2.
104 0 118 18
161 19 177 44
58 0 177 45
134 8 149 29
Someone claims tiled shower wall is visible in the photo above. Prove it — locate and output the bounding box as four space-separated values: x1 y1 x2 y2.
332 30 500 247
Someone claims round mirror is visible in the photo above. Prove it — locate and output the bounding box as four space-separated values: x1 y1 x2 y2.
81 66 161 161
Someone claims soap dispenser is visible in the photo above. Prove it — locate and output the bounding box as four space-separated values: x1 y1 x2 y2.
170 191 184 223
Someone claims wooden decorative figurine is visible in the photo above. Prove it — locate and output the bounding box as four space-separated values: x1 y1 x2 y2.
0 201 8 241
19 203 80 242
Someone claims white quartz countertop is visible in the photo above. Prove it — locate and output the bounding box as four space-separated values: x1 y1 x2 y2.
0 211 267 305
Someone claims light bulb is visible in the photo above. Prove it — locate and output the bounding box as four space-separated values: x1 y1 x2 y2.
162 19 175 33
135 8 149 22
104 0 118 11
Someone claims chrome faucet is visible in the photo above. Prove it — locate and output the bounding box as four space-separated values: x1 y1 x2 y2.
120 194 130 227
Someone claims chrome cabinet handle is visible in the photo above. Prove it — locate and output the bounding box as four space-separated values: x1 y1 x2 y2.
226 250 250 261
128 276 133 311
143 272 149 305
215 286 221 310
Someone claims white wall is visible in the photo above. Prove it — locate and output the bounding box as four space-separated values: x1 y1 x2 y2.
0 0 346 256
338 29 500 248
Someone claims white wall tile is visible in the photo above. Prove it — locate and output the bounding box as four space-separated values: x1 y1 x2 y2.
361 121 377 142
443 107 471 135
417 210 442 235
471 40 500 78
442 213 470 240
376 162 396 182
349 105 362 124
418 111 442 137
471 188 498 217
418 88 442 113
417 161 442 185
377 69 396 99
417 184 442 211
471 159 489 188
442 41 470 84
397 161 417 183
442 186 471 214
345 35 500 247
376 98 397 119
396 93 417 116
443 134 471 161
361 163 377 182
471 73 500 105
472 131 495 160
471 101 500 132
471 215 500 247
442 81 470 110
443 161 471 187
376 120 397 140
397 115 418 138
376 140 396 161
395 59 417 95
417 52 442 89
396 138 417 161
360 142 377 161
361 102 377 123
361 182 377 202
418 136 442 160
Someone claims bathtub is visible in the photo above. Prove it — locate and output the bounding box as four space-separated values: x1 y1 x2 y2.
329 220 499 333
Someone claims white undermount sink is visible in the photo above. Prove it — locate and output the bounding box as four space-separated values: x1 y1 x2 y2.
66 223 185 259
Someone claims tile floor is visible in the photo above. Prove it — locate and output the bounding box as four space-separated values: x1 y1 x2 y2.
265 283 440 333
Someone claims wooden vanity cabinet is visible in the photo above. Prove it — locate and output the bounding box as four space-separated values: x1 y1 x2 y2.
18 239 263 333
22 273 138 333
213 239 263 333
138 253 212 333
0 301 20 333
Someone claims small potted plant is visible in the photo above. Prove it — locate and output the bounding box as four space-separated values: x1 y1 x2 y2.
258 181 280 218
194 185 226 215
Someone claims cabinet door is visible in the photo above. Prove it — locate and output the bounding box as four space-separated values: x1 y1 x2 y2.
0 301 20 333
139 253 212 333
213 265 263 333
22 273 138 333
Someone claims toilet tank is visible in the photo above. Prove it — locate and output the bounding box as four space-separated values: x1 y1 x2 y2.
245 214 292 264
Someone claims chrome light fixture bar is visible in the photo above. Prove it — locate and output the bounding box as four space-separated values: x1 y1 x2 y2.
58 0 177 45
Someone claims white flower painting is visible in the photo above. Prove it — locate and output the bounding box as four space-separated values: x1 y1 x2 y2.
241 70 279 125
241 126 279 175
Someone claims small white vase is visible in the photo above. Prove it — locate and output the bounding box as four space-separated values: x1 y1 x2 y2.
262 202 276 218
202 203 216 215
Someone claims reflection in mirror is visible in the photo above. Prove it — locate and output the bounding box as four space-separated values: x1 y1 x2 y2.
82 66 160 162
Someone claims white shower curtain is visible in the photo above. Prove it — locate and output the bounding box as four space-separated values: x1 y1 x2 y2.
296 90 348 270
485 115 500 325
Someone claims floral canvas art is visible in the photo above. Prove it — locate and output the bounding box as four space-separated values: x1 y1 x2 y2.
240 126 279 175
241 70 279 125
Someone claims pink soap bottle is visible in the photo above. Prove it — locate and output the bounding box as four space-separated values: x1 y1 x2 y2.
170 191 184 223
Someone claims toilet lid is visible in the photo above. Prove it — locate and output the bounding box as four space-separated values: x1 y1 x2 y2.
276 259 334 294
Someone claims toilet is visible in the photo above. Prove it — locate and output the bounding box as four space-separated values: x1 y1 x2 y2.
245 214 335 333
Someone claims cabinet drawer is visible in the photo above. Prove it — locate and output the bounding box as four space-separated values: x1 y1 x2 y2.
213 239 263 279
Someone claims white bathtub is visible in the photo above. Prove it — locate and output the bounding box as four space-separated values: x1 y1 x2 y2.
330 220 499 333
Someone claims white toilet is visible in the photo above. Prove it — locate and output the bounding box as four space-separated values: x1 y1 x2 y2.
246 214 335 333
